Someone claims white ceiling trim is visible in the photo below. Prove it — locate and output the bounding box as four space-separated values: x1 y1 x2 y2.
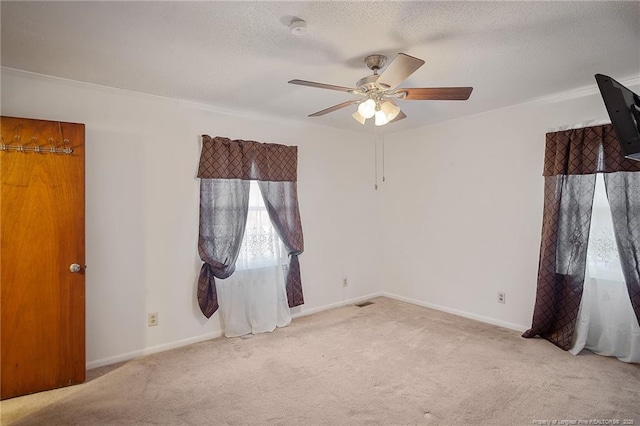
0 66 336 133
5 66 638 138
531 74 640 104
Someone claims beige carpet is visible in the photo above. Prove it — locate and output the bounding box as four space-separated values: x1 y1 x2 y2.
1 297 639 425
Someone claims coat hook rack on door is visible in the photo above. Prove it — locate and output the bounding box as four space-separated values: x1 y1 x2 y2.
0 136 74 155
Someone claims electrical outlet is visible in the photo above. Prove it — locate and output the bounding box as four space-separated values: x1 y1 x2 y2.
148 312 158 327
498 292 506 304
343 278 348 287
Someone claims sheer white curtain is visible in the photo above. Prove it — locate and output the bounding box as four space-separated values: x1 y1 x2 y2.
215 181 291 337
570 173 640 362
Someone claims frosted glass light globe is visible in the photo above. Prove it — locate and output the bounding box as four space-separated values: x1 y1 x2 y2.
358 99 376 119
375 110 390 126
352 111 366 125
380 101 401 121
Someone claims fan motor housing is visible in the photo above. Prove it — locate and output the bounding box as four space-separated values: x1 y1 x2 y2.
358 54 390 92
356 75 389 92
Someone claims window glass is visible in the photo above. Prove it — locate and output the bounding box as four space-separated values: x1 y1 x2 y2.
236 181 283 270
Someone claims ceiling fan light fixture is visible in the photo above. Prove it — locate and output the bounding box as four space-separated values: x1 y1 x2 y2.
288 53 472 125
380 101 401 121
375 109 390 126
357 99 376 119
352 110 366 125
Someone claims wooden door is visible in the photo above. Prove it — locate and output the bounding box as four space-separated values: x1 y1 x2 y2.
1 116 85 399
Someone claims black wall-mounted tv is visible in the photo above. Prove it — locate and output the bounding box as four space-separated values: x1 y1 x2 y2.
595 74 640 161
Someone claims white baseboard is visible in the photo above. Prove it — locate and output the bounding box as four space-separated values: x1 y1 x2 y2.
87 291 524 370
381 292 529 333
86 331 224 370
86 292 384 370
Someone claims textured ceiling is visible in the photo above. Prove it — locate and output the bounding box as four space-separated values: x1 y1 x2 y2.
2 1 639 134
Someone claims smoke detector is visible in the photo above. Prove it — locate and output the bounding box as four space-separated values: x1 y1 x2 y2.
290 19 307 35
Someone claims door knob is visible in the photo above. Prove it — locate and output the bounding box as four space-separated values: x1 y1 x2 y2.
69 263 82 273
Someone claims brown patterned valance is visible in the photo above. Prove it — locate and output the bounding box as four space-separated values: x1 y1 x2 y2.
198 135 297 182
543 124 640 176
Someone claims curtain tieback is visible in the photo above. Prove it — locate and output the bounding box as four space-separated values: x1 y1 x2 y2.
285 255 304 308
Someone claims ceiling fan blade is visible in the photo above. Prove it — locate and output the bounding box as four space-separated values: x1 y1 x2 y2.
309 100 359 117
395 87 473 100
389 110 406 123
377 53 425 90
289 79 355 93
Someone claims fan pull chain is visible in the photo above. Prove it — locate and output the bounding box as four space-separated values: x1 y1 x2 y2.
374 134 378 190
382 134 386 183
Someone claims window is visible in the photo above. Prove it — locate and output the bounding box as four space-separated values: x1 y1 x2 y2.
586 174 623 282
235 181 285 270
571 174 640 362
216 181 291 337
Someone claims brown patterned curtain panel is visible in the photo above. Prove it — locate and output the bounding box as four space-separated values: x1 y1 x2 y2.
197 136 304 318
258 181 305 307
523 125 640 349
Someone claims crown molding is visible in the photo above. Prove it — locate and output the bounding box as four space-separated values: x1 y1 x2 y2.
1 66 371 138
531 74 640 104
0 67 291 127
4 66 639 136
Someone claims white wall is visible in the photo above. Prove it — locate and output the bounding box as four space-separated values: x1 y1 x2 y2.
379 78 640 331
1 69 382 368
4 67 638 368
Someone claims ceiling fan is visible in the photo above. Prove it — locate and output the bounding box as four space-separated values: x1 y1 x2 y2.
289 53 473 126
